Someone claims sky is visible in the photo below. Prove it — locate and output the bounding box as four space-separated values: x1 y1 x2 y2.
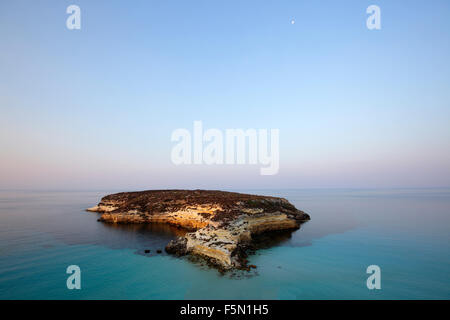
0 0 449 190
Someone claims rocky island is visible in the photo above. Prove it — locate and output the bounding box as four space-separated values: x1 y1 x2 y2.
87 190 310 270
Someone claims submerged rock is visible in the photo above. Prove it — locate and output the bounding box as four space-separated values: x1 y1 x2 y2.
87 190 310 270
165 237 188 256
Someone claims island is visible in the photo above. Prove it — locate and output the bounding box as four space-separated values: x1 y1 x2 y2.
87 190 310 270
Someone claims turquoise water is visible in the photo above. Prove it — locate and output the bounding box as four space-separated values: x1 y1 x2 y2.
0 189 449 299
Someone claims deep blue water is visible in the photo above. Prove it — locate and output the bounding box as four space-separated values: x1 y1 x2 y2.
0 189 449 299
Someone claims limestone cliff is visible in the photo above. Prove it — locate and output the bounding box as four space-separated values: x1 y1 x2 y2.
87 190 310 270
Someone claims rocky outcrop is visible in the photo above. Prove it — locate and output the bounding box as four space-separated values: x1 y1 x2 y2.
87 190 310 270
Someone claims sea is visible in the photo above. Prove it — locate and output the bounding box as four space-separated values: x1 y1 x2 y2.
0 188 449 299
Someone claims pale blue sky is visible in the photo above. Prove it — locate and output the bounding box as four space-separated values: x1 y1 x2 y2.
1 0 449 190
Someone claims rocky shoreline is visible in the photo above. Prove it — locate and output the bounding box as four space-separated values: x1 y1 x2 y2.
87 190 310 270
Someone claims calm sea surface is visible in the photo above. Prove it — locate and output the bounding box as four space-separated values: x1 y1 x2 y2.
0 189 449 299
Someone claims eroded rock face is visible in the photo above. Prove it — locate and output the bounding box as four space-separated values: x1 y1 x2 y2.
87 190 310 270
